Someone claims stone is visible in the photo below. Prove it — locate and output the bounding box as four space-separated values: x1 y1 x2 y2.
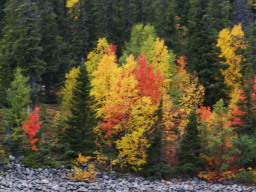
9 155 15 162
41 179 49 184
97 171 103 178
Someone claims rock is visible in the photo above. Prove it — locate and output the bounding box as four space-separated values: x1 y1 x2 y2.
97 171 103 178
41 179 49 184
110 171 118 179
9 155 15 162
52 185 59 190
37 168 43 172
77 186 87 191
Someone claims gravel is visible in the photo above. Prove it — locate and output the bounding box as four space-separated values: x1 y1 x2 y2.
0 162 255 191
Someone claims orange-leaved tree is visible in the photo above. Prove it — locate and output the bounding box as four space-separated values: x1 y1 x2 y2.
22 107 42 151
170 56 205 133
197 100 239 182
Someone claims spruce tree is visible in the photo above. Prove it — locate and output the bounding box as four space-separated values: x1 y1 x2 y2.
186 0 231 107
64 63 96 157
0 0 6 35
152 0 177 49
0 0 45 107
178 109 201 175
37 0 66 102
6 68 31 154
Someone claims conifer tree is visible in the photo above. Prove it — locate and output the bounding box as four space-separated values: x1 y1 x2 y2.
186 0 231 107
178 110 201 175
152 0 177 49
37 0 66 102
66 0 93 67
0 0 6 34
64 63 96 156
0 0 45 106
6 68 31 154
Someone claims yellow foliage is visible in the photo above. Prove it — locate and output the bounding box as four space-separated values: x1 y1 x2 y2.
116 96 157 170
90 54 121 118
162 90 177 142
85 38 109 76
177 73 205 132
66 0 79 8
217 24 247 99
61 66 80 109
73 164 97 182
151 37 171 89
71 153 97 182
75 153 91 165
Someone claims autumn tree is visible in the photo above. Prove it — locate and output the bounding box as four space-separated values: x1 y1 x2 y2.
198 100 239 182
92 52 165 170
170 56 205 132
216 23 247 100
115 55 164 170
22 107 42 151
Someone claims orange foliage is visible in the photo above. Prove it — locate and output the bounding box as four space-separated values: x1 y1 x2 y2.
22 107 42 151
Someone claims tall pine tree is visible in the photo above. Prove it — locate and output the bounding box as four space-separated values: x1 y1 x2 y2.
64 63 96 156
186 0 231 107
0 0 45 107
178 110 201 175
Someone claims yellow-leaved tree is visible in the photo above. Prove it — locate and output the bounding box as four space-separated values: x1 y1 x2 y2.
90 50 121 119
216 23 247 100
61 67 80 109
85 38 110 76
171 56 205 132
66 0 79 8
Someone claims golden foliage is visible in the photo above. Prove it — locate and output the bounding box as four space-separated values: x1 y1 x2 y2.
61 67 80 109
66 0 79 8
71 153 97 182
217 24 247 99
90 54 121 118
151 38 171 89
85 38 109 76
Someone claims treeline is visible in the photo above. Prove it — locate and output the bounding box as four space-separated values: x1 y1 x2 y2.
1 0 256 183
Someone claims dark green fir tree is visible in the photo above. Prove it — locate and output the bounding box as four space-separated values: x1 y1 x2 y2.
64 63 96 157
0 0 45 107
178 109 202 176
186 0 231 107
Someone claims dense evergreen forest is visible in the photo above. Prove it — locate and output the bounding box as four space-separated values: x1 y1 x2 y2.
1 0 256 183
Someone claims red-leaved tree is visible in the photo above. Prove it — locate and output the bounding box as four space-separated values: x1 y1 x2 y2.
22 107 42 151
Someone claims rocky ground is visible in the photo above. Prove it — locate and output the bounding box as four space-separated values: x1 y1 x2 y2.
0 156 256 192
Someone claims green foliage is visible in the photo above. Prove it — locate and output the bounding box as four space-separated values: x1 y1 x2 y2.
178 110 202 175
236 135 256 168
6 68 31 154
186 0 231 107
37 0 67 103
0 0 45 106
119 24 156 64
64 63 96 157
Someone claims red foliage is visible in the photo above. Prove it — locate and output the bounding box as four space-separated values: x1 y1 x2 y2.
99 54 165 137
133 54 165 104
197 106 212 121
22 107 42 151
105 43 117 63
176 56 188 73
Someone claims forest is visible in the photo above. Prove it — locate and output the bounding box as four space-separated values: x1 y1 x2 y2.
1 0 256 184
